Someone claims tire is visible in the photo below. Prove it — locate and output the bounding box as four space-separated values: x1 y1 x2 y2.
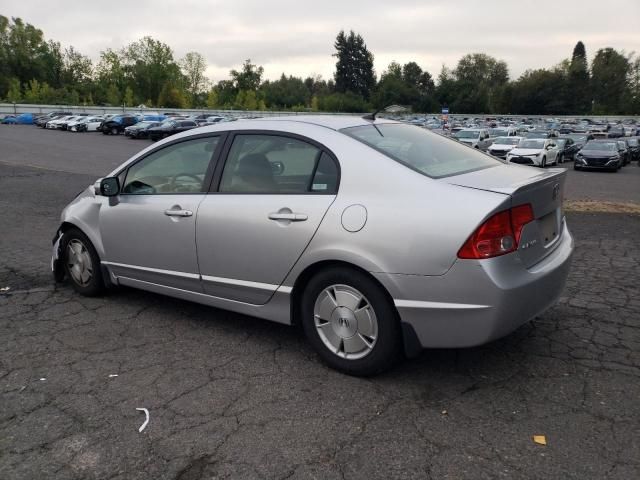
60 228 105 296
573 165 581 171
541 157 547 168
301 267 402 376
111 127 119 135
557 154 563 164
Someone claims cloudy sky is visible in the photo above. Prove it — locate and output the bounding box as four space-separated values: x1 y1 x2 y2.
5 0 639 83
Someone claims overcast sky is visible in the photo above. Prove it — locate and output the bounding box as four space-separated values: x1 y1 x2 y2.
5 0 639 83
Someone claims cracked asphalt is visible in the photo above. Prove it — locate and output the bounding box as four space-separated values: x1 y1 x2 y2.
1 126 640 479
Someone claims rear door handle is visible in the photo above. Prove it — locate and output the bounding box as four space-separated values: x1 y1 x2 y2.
268 213 308 221
164 209 193 217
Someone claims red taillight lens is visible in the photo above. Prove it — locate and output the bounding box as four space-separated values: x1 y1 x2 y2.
457 204 535 259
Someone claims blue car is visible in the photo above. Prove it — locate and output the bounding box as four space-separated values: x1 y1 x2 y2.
2 113 35 125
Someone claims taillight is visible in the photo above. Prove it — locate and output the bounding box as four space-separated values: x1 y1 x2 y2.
457 204 534 259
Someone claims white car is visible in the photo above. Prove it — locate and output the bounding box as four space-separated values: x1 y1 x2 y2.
454 128 492 150
46 115 77 129
487 136 523 159
69 116 104 132
506 138 559 167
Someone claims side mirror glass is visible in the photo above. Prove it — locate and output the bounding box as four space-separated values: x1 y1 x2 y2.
100 177 120 197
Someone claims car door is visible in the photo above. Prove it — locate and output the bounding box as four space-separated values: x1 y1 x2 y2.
100 135 223 291
196 132 339 304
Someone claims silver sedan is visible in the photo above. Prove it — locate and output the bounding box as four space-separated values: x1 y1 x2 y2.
52 116 574 375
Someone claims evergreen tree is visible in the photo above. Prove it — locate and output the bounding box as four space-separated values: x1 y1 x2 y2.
333 30 375 99
567 41 591 113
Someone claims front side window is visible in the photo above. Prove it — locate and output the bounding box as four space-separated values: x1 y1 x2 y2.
342 124 500 179
122 136 219 194
219 134 338 194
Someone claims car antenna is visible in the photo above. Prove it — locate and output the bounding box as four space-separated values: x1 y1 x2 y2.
362 108 384 121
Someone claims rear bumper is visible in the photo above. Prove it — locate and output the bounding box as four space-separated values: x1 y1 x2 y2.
375 222 574 349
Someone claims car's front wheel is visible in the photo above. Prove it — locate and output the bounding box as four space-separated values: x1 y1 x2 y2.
61 228 105 296
301 267 401 376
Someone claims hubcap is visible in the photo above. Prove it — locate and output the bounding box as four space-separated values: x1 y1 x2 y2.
313 284 378 360
66 239 93 287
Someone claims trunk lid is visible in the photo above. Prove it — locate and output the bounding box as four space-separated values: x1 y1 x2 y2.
443 164 567 268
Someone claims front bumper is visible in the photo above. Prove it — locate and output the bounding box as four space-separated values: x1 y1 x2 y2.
375 222 574 348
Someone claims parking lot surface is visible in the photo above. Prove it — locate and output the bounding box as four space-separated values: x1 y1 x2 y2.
1 126 639 479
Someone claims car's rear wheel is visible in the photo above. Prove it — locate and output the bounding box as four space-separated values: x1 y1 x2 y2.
61 228 104 296
111 127 119 135
541 156 547 168
301 267 401 376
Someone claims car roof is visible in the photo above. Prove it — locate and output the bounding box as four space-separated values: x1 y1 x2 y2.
248 115 400 131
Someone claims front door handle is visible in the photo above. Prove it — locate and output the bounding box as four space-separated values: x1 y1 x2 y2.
164 208 193 217
268 212 308 221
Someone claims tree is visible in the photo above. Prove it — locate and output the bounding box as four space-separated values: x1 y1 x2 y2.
6 77 21 102
591 48 630 114
509 68 567 115
206 88 219 108
567 41 591 114
452 53 509 113
123 36 184 107
106 84 121 106
157 82 186 108
180 51 208 104
333 30 376 99
123 86 134 107
230 59 263 91
261 74 309 108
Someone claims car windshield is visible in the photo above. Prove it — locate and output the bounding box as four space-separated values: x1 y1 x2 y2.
489 129 508 136
567 135 587 142
455 130 480 139
341 123 500 179
518 139 545 149
493 137 520 145
584 142 617 151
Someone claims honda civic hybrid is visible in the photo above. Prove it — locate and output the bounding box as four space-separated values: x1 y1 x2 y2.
52 116 573 375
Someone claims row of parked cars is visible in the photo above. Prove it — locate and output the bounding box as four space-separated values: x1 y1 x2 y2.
2 110 233 142
448 123 639 172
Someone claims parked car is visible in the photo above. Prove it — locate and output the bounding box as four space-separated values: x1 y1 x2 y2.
625 137 639 161
488 127 518 138
147 119 198 141
46 115 78 129
525 130 556 139
1 115 17 124
554 137 580 163
124 121 162 139
608 125 625 138
562 133 593 150
58 115 87 131
574 140 622 171
1 113 36 125
34 111 73 127
453 128 492 150
486 136 523 159
51 116 574 376
101 115 139 135
616 140 630 165
70 116 104 132
506 138 559 167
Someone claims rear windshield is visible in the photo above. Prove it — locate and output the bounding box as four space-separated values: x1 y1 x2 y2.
341 123 500 179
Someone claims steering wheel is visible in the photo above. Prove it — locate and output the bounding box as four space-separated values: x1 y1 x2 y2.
169 173 202 189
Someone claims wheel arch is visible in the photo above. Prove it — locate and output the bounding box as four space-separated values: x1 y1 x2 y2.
288 259 421 359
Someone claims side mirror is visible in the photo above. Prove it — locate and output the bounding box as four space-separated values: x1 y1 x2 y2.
271 161 285 175
100 177 120 197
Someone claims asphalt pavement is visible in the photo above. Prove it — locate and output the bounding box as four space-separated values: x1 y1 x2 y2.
1 126 639 479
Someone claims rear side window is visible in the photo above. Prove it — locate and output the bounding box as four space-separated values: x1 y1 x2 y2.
342 124 500 179
219 134 338 194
